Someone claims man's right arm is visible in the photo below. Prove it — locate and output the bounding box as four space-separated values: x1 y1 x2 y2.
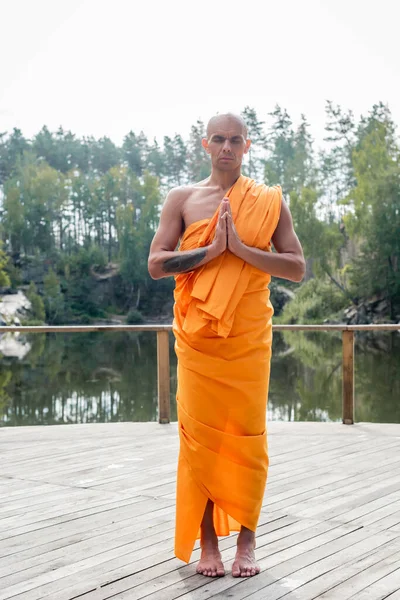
147 188 227 280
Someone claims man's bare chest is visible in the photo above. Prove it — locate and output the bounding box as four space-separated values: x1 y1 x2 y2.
182 187 230 229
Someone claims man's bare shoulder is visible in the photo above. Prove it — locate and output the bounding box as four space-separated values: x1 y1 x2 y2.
164 185 196 204
164 181 209 209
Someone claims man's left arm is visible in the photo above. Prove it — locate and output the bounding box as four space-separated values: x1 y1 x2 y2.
226 198 306 282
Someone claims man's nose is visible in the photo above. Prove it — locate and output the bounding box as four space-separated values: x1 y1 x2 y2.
222 140 232 152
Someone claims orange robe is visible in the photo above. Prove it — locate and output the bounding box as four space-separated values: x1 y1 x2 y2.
173 174 282 563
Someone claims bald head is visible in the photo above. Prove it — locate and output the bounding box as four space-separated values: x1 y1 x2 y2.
206 112 248 140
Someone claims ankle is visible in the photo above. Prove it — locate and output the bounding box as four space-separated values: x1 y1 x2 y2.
200 532 219 548
237 531 256 549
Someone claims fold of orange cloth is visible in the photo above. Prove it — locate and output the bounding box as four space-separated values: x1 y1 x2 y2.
173 175 282 563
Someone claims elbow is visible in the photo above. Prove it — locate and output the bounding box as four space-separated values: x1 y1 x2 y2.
292 257 306 283
297 258 307 282
148 257 162 280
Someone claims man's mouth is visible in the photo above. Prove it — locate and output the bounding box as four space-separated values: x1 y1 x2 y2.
220 157 233 161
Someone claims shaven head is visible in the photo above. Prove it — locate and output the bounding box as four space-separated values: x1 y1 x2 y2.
206 112 248 140
202 112 251 171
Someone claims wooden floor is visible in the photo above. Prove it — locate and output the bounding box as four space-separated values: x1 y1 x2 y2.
1 421 400 600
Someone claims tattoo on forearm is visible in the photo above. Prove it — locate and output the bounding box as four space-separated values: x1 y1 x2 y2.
162 249 207 273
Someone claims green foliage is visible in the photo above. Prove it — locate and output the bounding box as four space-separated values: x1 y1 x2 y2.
61 248 104 319
187 120 210 183
0 369 12 420
0 242 10 288
278 278 349 324
43 268 65 324
127 308 144 324
21 318 46 326
0 103 399 324
163 134 187 186
342 108 400 317
240 106 265 179
4 262 21 289
26 281 45 322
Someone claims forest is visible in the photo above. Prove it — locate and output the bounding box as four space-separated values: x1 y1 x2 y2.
0 101 399 325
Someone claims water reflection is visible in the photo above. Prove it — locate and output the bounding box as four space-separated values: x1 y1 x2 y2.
0 330 399 426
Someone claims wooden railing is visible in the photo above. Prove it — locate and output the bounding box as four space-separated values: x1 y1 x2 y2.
0 324 398 425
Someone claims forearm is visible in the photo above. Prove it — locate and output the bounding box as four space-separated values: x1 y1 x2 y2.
235 243 305 282
148 244 218 279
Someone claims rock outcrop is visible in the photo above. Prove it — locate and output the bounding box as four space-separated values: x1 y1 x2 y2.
0 291 32 359
342 294 398 325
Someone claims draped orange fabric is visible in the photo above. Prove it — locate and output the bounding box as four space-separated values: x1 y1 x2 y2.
173 174 282 563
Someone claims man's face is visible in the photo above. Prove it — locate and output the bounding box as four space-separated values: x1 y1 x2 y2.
202 119 251 170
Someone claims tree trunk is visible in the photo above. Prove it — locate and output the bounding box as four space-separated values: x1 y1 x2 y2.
324 267 358 305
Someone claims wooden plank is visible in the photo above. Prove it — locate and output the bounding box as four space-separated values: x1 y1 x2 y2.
187 535 400 600
383 589 400 599
1 324 399 333
288 478 400 521
0 497 174 545
157 330 171 424
0 513 292 599
311 548 400 598
347 567 400 599
114 529 399 600
343 329 355 424
248 546 400 600
1 422 400 600
14 517 344 600
79 520 358 600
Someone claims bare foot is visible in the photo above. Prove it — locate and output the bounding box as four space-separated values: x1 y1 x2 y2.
232 540 260 578
196 542 225 577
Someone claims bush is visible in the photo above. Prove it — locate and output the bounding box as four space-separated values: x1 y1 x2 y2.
127 308 144 324
21 318 46 326
26 282 45 323
278 278 349 324
4 262 20 288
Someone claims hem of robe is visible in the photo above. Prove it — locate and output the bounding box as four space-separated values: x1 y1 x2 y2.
174 450 258 564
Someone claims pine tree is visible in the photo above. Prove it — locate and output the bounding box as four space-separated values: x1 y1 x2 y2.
241 106 265 180
187 120 210 183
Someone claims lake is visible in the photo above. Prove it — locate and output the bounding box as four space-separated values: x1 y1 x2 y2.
0 330 399 426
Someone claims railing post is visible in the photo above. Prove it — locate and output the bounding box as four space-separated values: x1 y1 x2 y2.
157 330 170 424
342 330 355 424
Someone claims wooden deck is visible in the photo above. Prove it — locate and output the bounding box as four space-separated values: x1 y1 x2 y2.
1 421 400 599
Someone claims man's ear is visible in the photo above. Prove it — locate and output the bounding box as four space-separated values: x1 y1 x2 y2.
201 137 210 154
243 139 251 155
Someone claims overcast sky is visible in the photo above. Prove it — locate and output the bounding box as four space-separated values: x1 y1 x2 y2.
1 0 399 150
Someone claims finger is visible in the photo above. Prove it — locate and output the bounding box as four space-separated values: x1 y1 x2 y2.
225 216 231 237
228 214 236 231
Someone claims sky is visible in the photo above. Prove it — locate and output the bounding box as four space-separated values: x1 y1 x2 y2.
1 0 399 151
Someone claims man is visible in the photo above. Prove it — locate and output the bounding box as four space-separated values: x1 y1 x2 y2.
148 113 305 578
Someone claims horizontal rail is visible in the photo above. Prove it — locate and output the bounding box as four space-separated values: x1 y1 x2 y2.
0 323 398 425
0 323 399 334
